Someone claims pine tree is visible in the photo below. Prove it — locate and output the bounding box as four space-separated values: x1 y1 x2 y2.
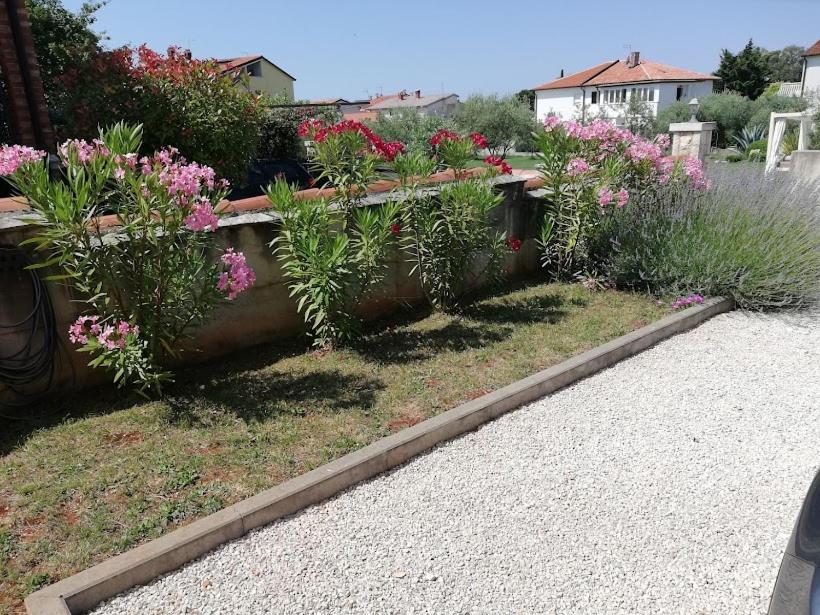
715 39 769 100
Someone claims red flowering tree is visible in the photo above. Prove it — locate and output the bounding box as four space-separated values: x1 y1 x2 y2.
57 45 265 184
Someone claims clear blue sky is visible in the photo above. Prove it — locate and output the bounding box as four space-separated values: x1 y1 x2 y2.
63 0 820 101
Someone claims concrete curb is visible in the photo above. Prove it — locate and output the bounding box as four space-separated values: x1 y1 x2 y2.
25 296 734 614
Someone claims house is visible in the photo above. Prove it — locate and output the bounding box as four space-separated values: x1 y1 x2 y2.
533 52 716 125
800 41 820 95
309 98 371 114
364 90 460 118
217 55 295 100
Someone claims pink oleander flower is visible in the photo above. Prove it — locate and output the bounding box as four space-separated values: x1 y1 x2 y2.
654 133 671 149
563 121 583 138
616 188 629 208
96 320 139 350
217 248 256 300
566 157 589 177
597 187 613 207
184 200 220 232
682 156 710 189
0 144 45 175
113 167 126 181
543 116 561 131
68 315 100 345
58 139 109 164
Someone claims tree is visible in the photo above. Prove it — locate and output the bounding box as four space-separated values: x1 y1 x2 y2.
623 97 655 138
365 108 457 155
714 39 769 100
515 89 535 111
765 45 805 83
25 0 105 108
455 94 539 157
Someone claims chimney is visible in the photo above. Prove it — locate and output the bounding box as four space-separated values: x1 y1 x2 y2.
399 89 407 100
627 51 640 68
414 89 421 98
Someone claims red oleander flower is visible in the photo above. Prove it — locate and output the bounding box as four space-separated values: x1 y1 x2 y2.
506 236 522 252
469 132 488 149
390 222 401 236
430 129 460 147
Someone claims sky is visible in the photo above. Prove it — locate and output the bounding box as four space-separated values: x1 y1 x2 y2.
64 0 820 102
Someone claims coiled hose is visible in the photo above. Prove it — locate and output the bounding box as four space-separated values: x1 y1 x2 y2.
0 245 57 408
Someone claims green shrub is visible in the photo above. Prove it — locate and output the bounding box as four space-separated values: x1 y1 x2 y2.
654 101 691 134
747 94 809 130
725 153 745 162
57 45 265 185
600 167 820 309
366 109 456 156
698 92 754 147
746 139 768 161
455 94 540 157
258 98 340 160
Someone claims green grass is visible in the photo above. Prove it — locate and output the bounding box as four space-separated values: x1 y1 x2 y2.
0 282 663 613
470 155 541 170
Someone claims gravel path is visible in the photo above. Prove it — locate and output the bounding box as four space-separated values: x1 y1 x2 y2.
94 311 820 615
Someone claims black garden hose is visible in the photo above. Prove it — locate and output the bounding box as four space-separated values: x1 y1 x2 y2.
0 245 58 409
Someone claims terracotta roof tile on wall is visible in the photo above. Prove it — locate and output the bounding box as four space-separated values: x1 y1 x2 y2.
803 40 820 57
533 59 716 91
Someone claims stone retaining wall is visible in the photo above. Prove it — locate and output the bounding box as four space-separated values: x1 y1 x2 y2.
0 175 545 396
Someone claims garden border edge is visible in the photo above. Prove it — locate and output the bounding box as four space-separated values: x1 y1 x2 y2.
25 295 734 615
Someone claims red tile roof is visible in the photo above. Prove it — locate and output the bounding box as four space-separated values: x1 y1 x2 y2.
803 41 820 57
532 61 618 91
533 58 716 91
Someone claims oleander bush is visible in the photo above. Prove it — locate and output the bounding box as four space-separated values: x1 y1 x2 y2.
56 45 265 184
534 117 707 280
0 124 255 392
598 166 820 309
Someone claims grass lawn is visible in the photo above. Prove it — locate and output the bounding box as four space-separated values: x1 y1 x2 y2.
0 282 664 613
471 155 541 170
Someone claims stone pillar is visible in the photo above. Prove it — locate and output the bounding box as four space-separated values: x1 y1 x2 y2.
0 0 54 150
668 121 717 162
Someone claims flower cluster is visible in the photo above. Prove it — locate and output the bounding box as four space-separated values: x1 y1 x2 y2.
670 294 705 310
484 155 513 175
429 129 460 147
69 315 139 350
58 139 110 164
0 144 45 175
184 200 220 232
506 235 522 252
217 248 256 300
469 132 488 149
566 157 589 177
682 156 710 190
298 119 406 161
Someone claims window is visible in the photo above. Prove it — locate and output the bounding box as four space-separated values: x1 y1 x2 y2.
246 61 262 77
649 88 655 102
676 84 689 101
591 91 598 104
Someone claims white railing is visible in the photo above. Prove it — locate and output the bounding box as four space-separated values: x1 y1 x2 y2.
778 82 802 97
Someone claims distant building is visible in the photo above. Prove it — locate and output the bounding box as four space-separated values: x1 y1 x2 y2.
308 98 370 114
217 55 295 100
365 90 460 118
532 52 716 125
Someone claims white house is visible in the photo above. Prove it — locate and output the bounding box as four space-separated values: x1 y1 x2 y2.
533 52 716 125
800 41 820 95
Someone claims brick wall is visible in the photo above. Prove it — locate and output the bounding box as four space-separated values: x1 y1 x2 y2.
0 0 54 149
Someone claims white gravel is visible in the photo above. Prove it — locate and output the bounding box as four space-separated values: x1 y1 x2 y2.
93 310 820 615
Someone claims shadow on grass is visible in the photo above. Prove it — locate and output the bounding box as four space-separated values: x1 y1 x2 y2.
463 292 569 324
355 319 513 364
165 369 383 426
